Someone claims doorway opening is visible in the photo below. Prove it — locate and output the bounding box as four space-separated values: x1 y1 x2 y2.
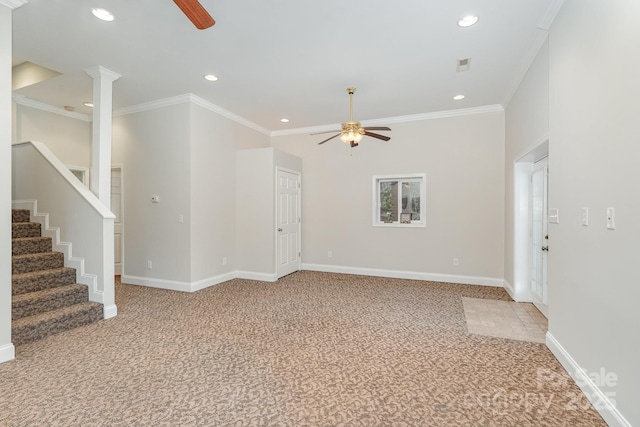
513 139 549 318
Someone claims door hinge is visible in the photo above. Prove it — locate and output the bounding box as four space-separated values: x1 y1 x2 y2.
298 182 301 189
298 251 301 258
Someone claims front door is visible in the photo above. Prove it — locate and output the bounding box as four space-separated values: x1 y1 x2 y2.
531 157 548 317
276 169 301 279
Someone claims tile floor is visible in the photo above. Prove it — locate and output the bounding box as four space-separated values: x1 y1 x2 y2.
462 297 548 344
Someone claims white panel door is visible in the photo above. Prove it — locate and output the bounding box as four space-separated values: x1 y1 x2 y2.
276 169 301 279
111 169 123 276
531 158 548 318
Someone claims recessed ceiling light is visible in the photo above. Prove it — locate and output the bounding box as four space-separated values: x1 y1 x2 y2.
453 94 465 100
83 102 94 108
63 105 75 112
92 8 114 22
280 118 290 123
458 15 478 27
204 74 218 82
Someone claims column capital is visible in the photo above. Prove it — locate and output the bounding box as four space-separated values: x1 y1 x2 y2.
0 0 27 9
84 66 121 82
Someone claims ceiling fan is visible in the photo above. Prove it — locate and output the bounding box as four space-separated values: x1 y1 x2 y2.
173 0 215 30
313 88 391 148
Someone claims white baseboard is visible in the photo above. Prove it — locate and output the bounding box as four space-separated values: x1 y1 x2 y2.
122 271 239 293
546 332 631 427
0 343 15 364
236 271 277 282
191 271 238 291
503 279 516 300
302 263 504 287
103 304 118 319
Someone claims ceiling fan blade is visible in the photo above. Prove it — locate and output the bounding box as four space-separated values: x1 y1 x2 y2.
173 0 215 29
350 142 359 148
310 130 341 135
317 134 341 145
363 131 391 141
363 126 391 131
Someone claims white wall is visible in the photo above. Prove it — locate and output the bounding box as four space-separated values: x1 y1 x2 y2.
546 1 640 424
236 148 302 278
189 103 270 283
0 3 16 363
271 111 505 283
113 104 192 283
113 100 270 289
236 148 276 276
504 39 550 294
12 103 91 167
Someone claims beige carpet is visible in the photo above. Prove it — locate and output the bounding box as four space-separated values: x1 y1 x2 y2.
0 271 605 426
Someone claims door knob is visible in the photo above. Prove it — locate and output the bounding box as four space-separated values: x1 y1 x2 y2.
541 246 549 251
278 228 283 232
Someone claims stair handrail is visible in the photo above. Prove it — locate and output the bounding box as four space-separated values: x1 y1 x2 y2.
11 141 117 319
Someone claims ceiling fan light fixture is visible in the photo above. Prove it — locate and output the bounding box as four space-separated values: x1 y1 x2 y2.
92 8 114 22
458 15 478 27
340 130 363 144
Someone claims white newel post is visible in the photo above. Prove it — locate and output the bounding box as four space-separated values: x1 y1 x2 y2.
0 0 27 364
85 66 120 320
84 66 121 208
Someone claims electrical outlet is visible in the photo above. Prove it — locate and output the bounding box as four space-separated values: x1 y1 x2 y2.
327 251 333 258
178 213 184 223
453 258 460 266
222 257 228 265
147 260 152 269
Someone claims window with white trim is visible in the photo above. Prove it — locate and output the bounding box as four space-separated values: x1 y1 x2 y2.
373 174 426 227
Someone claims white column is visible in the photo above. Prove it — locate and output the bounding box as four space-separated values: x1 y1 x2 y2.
0 0 27 364
84 66 121 208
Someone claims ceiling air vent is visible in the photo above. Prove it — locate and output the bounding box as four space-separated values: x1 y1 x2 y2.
457 58 471 72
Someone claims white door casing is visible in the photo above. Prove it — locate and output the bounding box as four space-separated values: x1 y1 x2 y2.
276 168 301 279
530 157 548 317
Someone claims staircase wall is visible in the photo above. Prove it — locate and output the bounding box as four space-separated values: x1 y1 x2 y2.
12 141 117 319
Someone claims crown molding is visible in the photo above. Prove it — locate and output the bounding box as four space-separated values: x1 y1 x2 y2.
12 93 91 122
188 94 271 135
113 93 271 136
0 0 27 10
271 104 505 137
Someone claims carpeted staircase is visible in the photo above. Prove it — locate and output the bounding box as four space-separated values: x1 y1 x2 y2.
11 209 103 346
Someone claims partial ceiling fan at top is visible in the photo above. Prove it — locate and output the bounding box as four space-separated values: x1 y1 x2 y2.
173 0 215 29
312 88 391 148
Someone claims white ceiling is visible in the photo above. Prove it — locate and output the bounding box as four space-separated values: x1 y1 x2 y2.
11 0 562 133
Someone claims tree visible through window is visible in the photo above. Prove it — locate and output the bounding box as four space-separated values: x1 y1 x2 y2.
373 174 426 227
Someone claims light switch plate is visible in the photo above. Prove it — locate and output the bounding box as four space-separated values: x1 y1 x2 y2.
607 207 615 229
548 208 559 224
582 207 589 226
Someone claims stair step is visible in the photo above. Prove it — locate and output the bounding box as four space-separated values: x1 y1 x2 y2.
12 209 30 223
12 302 103 346
12 267 76 295
12 236 53 256
12 252 64 275
12 222 41 238
12 284 89 320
